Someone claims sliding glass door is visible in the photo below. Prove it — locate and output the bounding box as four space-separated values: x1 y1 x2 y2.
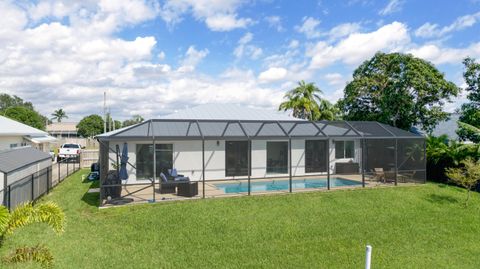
226 141 249 177
136 144 173 179
305 140 327 173
155 144 173 176
266 141 288 174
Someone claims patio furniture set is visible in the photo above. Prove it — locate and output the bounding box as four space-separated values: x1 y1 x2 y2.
159 169 198 197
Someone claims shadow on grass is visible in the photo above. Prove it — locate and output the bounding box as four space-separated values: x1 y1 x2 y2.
81 177 100 207
425 193 459 205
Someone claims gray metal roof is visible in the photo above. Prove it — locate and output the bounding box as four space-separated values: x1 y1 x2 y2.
97 119 423 140
0 147 51 174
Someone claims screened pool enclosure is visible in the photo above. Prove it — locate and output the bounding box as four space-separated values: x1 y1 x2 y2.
97 119 426 206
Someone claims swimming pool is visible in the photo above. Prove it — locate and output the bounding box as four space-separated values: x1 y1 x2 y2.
213 178 362 193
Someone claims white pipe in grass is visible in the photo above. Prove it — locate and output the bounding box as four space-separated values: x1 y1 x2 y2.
365 245 372 269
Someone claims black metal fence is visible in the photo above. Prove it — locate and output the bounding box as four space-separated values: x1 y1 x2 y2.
4 156 81 210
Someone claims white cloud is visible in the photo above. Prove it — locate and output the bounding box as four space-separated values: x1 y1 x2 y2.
327 23 362 40
178 46 209 72
157 51 166 60
379 0 405 16
258 67 288 83
308 21 410 69
233 32 263 60
0 2 28 32
324 73 345 86
265 16 284 32
415 12 480 38
295 17 321 39
408 43 480 65
288 40 300 49
0 1 287 120
205 13 253 31
160 0 253 31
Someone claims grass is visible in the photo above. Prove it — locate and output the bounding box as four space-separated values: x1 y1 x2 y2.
1 169 480 268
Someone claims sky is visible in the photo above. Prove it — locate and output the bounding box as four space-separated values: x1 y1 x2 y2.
1 0 480 121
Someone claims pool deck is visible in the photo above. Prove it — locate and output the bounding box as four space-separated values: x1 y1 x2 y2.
100 173 408 207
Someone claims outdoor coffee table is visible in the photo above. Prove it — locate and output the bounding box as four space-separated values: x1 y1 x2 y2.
177 182 198 197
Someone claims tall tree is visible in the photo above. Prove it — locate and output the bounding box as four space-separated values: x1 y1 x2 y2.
4 106 46 130
51 108 68 123
0 93 34 111
279 81 324 121
122 114 144 127
338 52 460 132
77 114 104 137
456 57 480 143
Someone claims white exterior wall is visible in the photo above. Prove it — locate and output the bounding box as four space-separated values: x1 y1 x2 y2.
109 138 363 184
0 136 25 151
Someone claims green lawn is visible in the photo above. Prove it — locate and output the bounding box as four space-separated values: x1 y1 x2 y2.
2 169 480 268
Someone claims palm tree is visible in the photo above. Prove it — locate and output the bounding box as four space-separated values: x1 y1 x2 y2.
0 202 65 268
51 109 68 123
317 99 341 121
279 81 323 121
457 121 480 142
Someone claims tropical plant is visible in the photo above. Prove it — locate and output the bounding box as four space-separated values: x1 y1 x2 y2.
77 114 104 137
338 52 460 132
51 109 68 123
279 80 328 121
445 158 480 206
0 202 66 268
426 135 451 164
457 57 480 143
317 99 341 121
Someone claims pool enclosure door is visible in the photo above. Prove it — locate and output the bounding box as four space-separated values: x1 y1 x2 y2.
266 141 288 174
305 140 328 173
225 141 249 177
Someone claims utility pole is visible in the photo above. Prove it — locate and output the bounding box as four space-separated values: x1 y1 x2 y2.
109 108 112 132
103 92 107 133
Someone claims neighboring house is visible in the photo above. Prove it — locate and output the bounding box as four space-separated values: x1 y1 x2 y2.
47 122 93 148
0 116 56 152
0 147 52 209
46 122 80 138
97 105 426 193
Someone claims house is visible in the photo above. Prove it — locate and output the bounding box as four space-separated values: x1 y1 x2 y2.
0 116 56 152
0 147 52 209
47 122 80 139
96 104 426 205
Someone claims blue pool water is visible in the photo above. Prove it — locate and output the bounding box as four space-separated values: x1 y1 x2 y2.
213 178 361 193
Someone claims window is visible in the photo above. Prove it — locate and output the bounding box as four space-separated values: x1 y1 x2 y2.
226 141 249 176
335 141 354 159
136 144 173 179
10 143 18 148
62 144 81 149
266 141 288 174
305 140 327 173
